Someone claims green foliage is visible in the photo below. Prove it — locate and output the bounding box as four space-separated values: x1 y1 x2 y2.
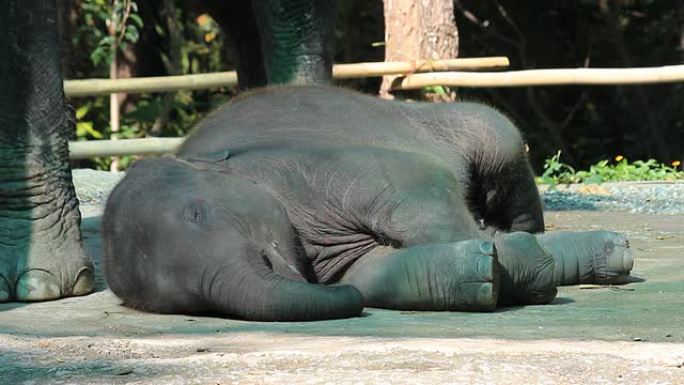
455 0 684 171
539 151 580 184
66 1 232 170
538 151 684 185
82 0 142 67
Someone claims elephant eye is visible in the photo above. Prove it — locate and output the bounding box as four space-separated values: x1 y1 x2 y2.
181 200 210 228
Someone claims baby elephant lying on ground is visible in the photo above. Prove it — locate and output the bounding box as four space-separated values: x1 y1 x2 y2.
103 85 635 321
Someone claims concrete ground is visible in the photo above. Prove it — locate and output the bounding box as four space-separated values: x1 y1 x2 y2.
1 181 683 384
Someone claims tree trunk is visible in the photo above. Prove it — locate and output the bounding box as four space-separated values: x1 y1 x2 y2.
380 0 459 99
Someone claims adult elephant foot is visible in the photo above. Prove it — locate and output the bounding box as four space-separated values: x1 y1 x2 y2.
0 241 93 302
494 232 558 306
536 231 635 285
0 0 94 302
0 153 94 302
340 239 500 312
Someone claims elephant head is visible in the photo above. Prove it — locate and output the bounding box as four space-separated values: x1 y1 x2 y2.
103 156 363 321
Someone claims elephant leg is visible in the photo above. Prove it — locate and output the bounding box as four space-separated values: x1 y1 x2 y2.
471 132 544 235
199 243 364 321
537 231 635 285
339 240 499 311
342 150 557 306
202 0 268 89
251 0 337 84
347 233 558 308
493 232 557 305
0 0 94 302
418 103 545 234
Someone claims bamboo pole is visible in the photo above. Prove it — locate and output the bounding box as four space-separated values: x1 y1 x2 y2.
392 64 684 89
68 137 184 159
65 72 240 97
63 57 510 97
333 57 508 79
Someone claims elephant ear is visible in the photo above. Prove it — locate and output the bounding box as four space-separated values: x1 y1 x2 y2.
176 150 231 172
182 149 231 164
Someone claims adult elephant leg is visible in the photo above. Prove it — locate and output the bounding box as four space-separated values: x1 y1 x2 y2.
339 240 499 311
251 0 336 84
0 0 94 301
201 0 268 89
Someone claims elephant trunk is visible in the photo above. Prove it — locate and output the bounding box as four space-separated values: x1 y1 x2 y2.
206 257 364 321
506 167 545 233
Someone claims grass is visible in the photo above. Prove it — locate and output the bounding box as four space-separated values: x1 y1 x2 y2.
537 151 684 185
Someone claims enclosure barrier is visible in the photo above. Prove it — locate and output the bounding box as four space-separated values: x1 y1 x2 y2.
392 64 684 89
63 57 510 97
66 61 684 159
69 137 184 159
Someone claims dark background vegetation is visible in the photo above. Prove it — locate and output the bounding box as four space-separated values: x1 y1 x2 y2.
59 0 683 172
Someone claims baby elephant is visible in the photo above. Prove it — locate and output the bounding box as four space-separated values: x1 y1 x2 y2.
103 85 635 321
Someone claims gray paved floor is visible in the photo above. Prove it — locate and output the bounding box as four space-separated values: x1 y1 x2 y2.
1 179 683 384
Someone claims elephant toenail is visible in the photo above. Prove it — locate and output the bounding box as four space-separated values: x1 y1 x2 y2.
71 267 94 296
477 282 497 311
479 241 495 256
15 270 62 301
477 255 495 282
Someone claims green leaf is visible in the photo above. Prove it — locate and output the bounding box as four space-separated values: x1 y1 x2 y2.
129 13 143 28
75 104 90 120
76 121 103 139
124 25 139 43
90 46 109 66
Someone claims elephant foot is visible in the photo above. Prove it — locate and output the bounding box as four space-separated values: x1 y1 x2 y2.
537 231 634 285
431 239 500 311
0 237 94 302
340 239 499 311
494 232 558 305
1 187 94 302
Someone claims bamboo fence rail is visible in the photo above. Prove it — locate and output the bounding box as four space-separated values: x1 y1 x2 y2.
64 57 510 97
65 61 684 159
69 137 184 159
392 64 684 89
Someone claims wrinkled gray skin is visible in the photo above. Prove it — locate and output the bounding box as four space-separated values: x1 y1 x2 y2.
0 0 334 303
0 0 93 302
103 86 635 321
196 0 336 89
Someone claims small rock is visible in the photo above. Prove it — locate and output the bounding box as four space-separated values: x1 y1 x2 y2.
577 184 611 196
